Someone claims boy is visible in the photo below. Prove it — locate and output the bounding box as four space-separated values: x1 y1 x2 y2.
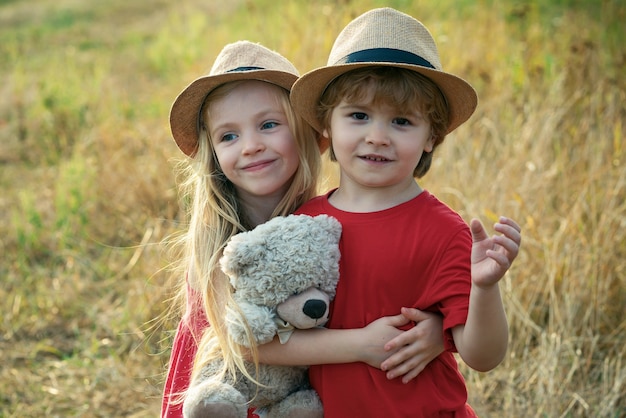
289 8 521 417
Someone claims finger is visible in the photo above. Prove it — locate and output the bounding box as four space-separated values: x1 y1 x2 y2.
494 223 522 245
470 218 489 242
387 308 433 351
498 216 521 233
385 354 426 382
385 313 412 328
381 344 415 371
400 307 430 322
491 235 520 257
485 249 512 269
384 328 412 351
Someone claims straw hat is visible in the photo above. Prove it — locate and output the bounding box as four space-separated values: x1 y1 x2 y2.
291 8 478 135
169 41 299 156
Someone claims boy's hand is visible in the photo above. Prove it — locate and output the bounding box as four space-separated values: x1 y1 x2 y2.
470 216 521 287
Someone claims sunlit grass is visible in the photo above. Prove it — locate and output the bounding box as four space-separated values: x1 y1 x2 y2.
1 0 624 416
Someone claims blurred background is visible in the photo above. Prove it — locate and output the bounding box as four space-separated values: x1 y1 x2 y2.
1 0 624 416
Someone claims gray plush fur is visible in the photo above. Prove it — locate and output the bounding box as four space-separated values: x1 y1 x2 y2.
183 214 341 418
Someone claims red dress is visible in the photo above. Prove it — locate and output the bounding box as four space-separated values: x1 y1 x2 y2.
160 285 262 418
160 284 208 418
296 190 478 418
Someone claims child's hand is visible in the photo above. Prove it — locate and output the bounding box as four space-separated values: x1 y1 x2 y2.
381 308 444 384
359 315 408 368
470 216 521 288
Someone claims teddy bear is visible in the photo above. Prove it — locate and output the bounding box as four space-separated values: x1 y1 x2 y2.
183 214 342 418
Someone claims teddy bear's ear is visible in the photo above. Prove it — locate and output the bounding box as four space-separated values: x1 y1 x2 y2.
316 215 343 241
309 215 342 297
220 230 268 288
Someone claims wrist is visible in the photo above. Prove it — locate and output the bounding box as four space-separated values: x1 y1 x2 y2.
471 280 500 294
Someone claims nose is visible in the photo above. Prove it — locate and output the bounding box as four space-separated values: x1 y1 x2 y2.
302 299 327 320
365 122 390 146
241 132 266 155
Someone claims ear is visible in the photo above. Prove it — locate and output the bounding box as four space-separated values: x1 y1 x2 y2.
425 133 436 153
220 231 267 287
322 128 330 139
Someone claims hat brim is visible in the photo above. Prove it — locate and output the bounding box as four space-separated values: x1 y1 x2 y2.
170 70 298 156
291 62 477 136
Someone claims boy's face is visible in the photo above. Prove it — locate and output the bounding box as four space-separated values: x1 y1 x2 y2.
208 80 299 201
324 98 434 190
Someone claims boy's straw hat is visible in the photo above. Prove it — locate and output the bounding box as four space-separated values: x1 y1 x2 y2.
291 8 478 135
170 41 299 156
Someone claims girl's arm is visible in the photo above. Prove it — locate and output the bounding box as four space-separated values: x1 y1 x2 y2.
381 308 444 383
452 217 521 372
257 314 408 367
257 309 445 379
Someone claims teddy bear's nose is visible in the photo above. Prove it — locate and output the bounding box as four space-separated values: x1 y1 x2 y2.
303 299 327 319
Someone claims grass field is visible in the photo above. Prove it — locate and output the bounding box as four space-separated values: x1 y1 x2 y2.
1 0 624 416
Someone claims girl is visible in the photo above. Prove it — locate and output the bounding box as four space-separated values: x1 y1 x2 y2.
162 41 445 418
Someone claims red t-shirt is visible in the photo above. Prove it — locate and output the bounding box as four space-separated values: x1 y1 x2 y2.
296 190 477 417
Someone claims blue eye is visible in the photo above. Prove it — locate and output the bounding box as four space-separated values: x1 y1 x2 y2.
221 133 238 142
261 121 278 130
351 112 368 120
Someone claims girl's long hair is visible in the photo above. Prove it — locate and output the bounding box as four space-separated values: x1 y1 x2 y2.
173 80 320 392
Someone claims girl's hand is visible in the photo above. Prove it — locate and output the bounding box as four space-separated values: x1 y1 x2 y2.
380 308 444 383
358 314 410 368
470 216 521 288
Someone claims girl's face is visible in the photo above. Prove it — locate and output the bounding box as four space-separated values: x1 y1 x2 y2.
208 81 300 203
325 96 434 191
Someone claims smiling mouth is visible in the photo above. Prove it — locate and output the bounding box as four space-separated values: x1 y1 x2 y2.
361 155 391 162
243 159 274 170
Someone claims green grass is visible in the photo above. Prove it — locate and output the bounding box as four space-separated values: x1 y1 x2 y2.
1 0 624 416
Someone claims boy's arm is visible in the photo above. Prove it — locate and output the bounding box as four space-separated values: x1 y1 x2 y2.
381 217 521 380
452 281 508 371
453 217 521 372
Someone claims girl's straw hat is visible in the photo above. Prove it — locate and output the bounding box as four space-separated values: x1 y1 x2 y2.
291 8 478 135
170 41 299 156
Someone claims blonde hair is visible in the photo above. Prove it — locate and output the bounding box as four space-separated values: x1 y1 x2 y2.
173 80 320 393
318 66 449 178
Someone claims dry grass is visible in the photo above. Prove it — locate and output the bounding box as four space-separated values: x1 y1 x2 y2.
1 0 624 416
